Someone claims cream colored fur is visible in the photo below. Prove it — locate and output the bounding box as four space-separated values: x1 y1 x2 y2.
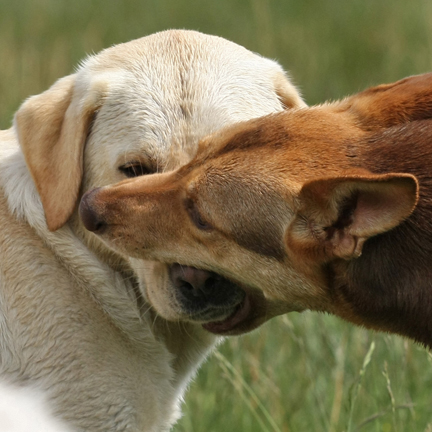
0 30 304 431
0 382 72 432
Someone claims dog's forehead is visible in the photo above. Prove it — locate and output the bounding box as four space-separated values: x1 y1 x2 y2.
191 106 364 186
186 160 294 260
81 30 288 170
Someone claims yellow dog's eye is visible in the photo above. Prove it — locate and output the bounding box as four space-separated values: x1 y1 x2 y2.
119 162 151 178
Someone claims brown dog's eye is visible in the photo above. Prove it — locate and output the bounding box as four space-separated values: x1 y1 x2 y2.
119 162 151 178
185 199 212 231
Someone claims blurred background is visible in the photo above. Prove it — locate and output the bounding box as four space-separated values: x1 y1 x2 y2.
2 0 432 431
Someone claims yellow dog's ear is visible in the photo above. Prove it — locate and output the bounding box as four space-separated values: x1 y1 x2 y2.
14 74 105 231
273 71 307 109
287 173 419 261
341 72 432 129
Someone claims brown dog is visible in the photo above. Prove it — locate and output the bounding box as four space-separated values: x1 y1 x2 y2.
80 73 432 346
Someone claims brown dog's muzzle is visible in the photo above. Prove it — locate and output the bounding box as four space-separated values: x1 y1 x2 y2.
79 186 253 333
79 188 107 234
79 183 270 336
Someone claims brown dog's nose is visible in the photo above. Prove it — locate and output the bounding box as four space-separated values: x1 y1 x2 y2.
79 188 107 234
169 264 221 299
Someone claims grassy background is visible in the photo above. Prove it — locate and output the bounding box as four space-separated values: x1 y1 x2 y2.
2 0 432 430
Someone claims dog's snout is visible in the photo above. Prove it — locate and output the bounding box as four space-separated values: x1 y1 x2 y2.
170 264 218 299
79 189 107 234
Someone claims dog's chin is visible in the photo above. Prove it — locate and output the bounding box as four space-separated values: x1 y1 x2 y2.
130 260 266 336
201 293 263 336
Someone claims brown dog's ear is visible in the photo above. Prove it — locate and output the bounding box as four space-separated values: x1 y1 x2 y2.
287 173 419 261
342 73 432 129
273 71 307 109
14 74 105 231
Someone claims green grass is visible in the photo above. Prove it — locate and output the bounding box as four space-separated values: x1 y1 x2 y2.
180 314 432 432
2 1 432 430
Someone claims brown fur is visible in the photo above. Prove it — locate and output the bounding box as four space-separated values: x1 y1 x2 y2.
81 73 432 346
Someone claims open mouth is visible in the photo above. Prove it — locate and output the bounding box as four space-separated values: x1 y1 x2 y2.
202 293 252 334
166 263 260 335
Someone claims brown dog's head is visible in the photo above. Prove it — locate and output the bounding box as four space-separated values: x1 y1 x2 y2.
79 73 432 336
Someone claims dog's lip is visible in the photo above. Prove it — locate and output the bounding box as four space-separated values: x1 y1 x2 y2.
202 293 253 334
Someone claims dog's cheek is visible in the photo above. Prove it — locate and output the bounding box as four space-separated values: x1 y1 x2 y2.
146 283 184 321
131 261 184 321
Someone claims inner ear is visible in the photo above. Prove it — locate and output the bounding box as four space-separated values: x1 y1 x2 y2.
15 74 105 231
288 173 419 261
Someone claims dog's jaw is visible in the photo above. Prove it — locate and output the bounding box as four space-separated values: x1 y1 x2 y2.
202 293 259 335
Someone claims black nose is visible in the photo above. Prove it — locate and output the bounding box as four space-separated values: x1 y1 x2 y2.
79 189 107 233
169 264 220 300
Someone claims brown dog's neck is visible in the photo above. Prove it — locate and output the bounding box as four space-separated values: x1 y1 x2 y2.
329 120 432 346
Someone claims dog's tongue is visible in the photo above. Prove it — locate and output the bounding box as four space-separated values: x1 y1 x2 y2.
202 295 251 334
